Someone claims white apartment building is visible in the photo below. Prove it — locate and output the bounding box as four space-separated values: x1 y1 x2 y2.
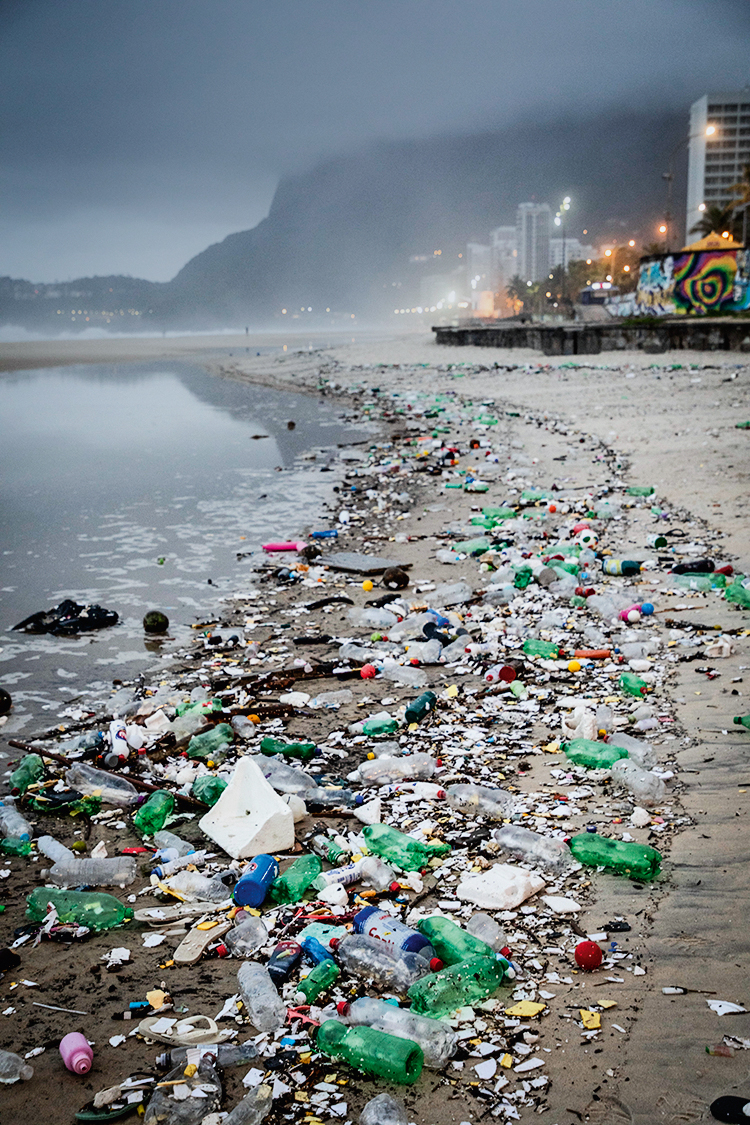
687 89 750 242
549 237 595 269
490 225 518 288
516 203 551 281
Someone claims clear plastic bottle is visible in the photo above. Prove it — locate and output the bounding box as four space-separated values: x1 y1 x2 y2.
610 758 667 806
445 783 514 820
339 643 377 663
606 732 658 769
0 1048 33 1084
64 763 140 807
231 715 257 739
340 996 456 1068
153 829 194 856
359 1093 408 1125
248 755 316 796
0 799 33 842
224 915 268 957
224 1084 273 1125
164 870 230 903
357 855 398 891
333 933 433 992
152 851 207 879
37 835 74 864
49 855 137 887
402 639 443 664
493 824 574 872
348 607 399 628
465 912 507 951
237 961 287 1033
157 1041 259 1070
355 753 436 786
378 660 428 688
144 1058 222 1125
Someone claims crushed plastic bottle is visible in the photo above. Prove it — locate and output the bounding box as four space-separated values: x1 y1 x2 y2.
153 830 194 856
445 783 514 819
133 790 175 836
156 1042 259 1070
606 732 658 769
0 1048 33 1083
354 753 436 786
187 723 234 761
465 911 507 951
340 996 456 1068
333 933 434 991
610 758 667 805
562 739 628 769
163 870 230 903
260 736 317 763
9 753 44 795
362 823 450 871
144 1057 222 1125
270 855 322 903
357 854 399 891
64 763 140 807
0 799 33 842
224 1083 273 1125
568 832 661 880
224 915 269 957
26 887 134 930
493 824 574 872
316 1020 423 1084
237 961 287 1032
359 1093 409 1125
192 775 227 806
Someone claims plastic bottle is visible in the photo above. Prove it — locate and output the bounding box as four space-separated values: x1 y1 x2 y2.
606 733 657 769
156 1042 259 1070
416 916 496 966
340 997 456 1068
339 642 378 663
249 755 316 796
64 763 140 807
484 663 517 684
0 799 33 842
362 824 450 872
316 1020 423 1085
164 870 230 903
187 723 234 761
192 775 227 806
602 559 642 576
38 835 74 863
359 1093 409 1125
445 783 514 820
223 915 268 958
354 906 435 958
153 830 194 856
522 639 560 659
348 607 399 629
620 672 649 698
144 1058 221 1125
0 1048 33 1083
266 941 302 985
224 1084 273 1125
734 715 750 731
312 863 361 891
465 912 507 952
333 934 434 991
407 954 508 1018
358 855 399 891
259 736 318 762
237 962 287 1032
294 959 340 1004
233 855 280 907
109 719 129 762
9 753 44 795
59 1031 93 1074
404 691 438 725
610 758 667 805
152 851 207 880
355 754 436 787
26 887 134 930
49 855 137 887
58 730 106 754
672 558 714 574
305 786 361 809
270 855 322 904
562 739 629 770
568 832 661 880
362 714 400 736
308 834 350 864
133 790 175 836
493 824 574 872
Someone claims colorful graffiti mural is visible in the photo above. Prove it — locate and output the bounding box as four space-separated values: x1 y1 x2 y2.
635 248 750 316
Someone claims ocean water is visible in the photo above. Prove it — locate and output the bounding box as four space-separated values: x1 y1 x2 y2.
0 360 369 735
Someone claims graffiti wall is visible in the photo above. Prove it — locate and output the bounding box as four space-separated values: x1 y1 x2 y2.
635 249 749 316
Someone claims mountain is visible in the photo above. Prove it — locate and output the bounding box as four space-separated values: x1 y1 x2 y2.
1 107 686 331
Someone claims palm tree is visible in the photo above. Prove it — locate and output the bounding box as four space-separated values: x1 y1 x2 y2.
690 203 736 238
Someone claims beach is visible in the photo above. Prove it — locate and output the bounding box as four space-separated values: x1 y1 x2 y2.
0 329 748 1125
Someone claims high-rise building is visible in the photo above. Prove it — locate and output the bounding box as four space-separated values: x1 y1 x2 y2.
687 90 750 241
549 238 596 269
516 203 551 281
489 225 518 290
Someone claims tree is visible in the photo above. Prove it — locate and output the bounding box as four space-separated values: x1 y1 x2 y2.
690 203 736 237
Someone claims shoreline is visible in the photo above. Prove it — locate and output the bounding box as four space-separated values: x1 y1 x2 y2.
0 333 748 1124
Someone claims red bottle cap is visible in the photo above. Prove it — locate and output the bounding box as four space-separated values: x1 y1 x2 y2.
336 1001 351 1016
215 943 228 958
500 946 512 958
429 957 444 972
329 937 341 950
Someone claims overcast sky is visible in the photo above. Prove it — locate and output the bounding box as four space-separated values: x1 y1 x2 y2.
2 0 749 282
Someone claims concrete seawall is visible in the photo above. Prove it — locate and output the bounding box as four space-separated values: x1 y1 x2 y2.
433 318 750 354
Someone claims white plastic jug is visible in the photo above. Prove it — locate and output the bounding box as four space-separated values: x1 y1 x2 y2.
198 757 295 860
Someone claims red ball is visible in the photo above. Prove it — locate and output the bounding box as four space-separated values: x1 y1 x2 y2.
360 663 377 679
574 941 603 971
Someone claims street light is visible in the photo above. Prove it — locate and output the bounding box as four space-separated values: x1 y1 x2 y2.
554 196 571 307
662 125 717 252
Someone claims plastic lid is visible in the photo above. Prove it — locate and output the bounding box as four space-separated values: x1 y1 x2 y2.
429 957 444 972
336 1001 351 1016
329 937 341 950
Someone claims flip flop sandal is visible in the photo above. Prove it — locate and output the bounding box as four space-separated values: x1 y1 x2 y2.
173 919 232 966
136 1014 231 1045
75 1105 138 1122
711 1096 750 1122
134 902 225 926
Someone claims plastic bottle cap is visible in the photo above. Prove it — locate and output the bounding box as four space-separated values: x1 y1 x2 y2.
329 937 341 950
429 957 444 972
336 1001 350 1016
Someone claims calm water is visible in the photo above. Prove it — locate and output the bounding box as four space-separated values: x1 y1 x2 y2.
0 361 369 735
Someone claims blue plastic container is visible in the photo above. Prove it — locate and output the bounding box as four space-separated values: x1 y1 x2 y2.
233 854 279 907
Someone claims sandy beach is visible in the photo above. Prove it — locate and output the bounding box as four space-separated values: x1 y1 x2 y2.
0 329 748 1125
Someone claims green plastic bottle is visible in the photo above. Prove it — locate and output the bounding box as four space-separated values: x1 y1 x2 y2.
175 698 223 717
672 573 726 591
726 581 750 609
294 959 340 1004
513 566 533 589
362 715 399 736
626 486 655 496
192 775 227 806
187 723 234 760
308 834 349 864
133 791 175 836
407 954 508 1018
482 507 516 520
315 1021 423 1085
270 855 322 904
568 832 661 880
452 537 492 555
562 739 629 769
619 672 649 698
362 824 450 873
259 736 317 762
26 887 134 930
522 638 560 659
602 559 642 576
733 715 750 730
404 691 437 725
10 754 44 795
417 916 495 966
0 839 32 856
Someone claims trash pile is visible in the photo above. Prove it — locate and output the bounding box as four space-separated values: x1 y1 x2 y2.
0 380 748 1123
